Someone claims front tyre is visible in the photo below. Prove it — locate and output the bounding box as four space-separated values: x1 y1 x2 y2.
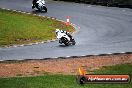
35 4 41 11
61 37 69 46
71 39 76 45
64 42 69 46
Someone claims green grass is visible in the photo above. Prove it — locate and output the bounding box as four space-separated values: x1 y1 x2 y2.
0 9 74 47
0 63 132 88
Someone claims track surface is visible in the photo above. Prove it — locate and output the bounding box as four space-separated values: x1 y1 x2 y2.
0 0 132 60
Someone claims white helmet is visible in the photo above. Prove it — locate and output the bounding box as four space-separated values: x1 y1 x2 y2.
55 29 60 33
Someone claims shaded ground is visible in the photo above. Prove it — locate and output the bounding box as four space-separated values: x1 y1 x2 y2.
0 54 132 77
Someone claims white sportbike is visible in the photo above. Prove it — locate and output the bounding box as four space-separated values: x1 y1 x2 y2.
33 0 47 12
56 31 76 46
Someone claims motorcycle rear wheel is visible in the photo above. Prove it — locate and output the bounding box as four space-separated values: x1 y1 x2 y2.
43 6 47 12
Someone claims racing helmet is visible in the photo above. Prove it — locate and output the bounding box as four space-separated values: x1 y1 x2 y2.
55 29 60 34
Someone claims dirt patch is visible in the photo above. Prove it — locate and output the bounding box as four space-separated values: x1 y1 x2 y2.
0 54 132 77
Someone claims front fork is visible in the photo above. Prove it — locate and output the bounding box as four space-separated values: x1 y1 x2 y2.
59 40 62 44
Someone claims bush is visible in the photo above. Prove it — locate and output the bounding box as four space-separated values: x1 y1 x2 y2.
58 0 132 8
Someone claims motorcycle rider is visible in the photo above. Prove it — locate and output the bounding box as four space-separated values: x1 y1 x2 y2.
55 29 73 42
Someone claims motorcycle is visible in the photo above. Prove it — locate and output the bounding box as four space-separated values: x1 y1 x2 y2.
56 31 76 46
32 0 47 12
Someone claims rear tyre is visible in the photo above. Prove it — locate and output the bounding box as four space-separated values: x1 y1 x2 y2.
43 6 47 12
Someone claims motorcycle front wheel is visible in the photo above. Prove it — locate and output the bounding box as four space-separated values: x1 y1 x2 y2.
61 37 69 46
71 39 76 45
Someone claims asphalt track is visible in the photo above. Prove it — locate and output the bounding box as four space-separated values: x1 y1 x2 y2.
0 0 132 60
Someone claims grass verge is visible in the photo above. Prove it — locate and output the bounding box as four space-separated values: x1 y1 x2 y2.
0 63 131 88
0 8 74 47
